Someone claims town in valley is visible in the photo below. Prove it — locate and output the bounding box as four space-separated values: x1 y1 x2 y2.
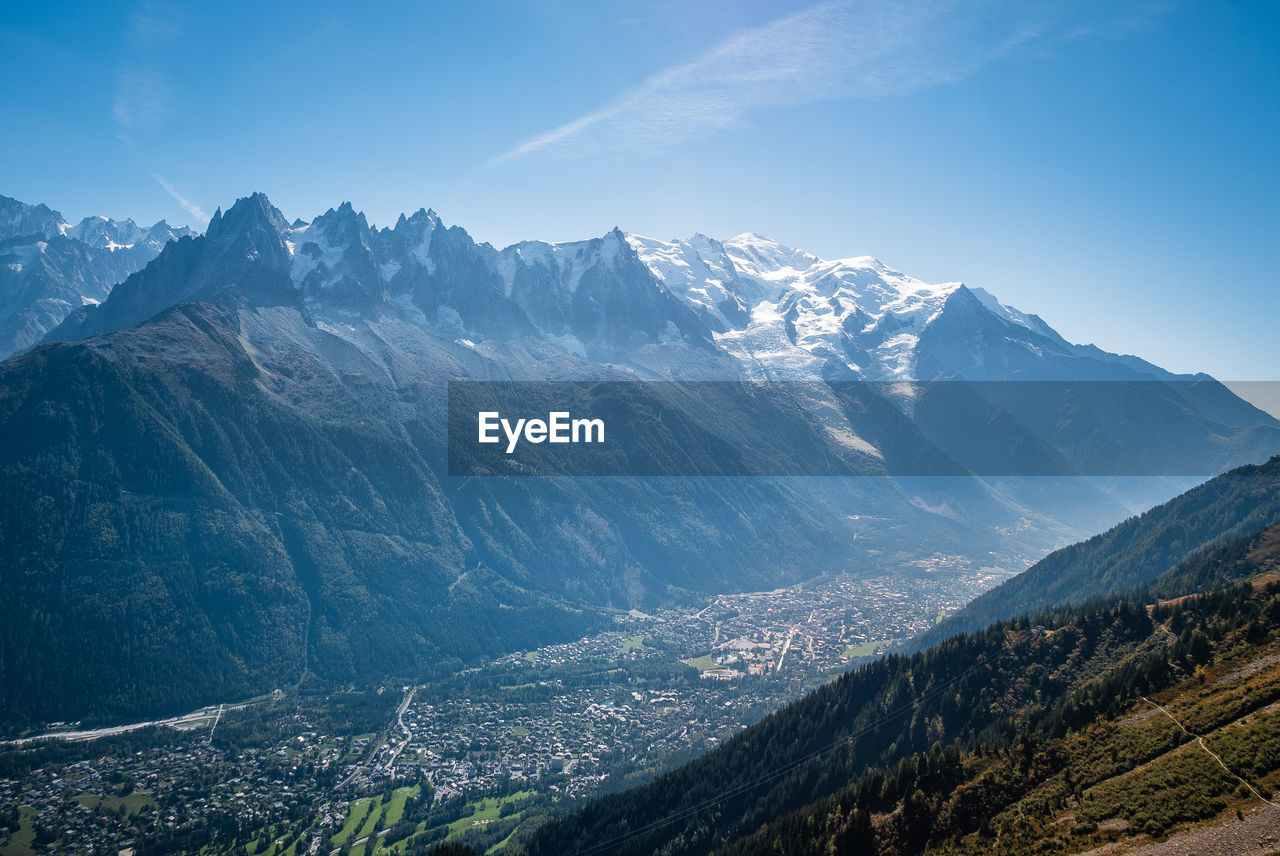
0 558 1021 855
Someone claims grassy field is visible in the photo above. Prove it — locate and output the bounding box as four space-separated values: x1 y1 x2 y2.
944 632 1280 853
382 785 418 827
841 641 880 658
488 823 524 854
682 653 718 671
333 797 373 846
0 807 36 856
620 635 646 653
73 789 157 816
377 789 537 854
443 791 536 841
445 797 505 837
246 831 305 856
356 795 385 839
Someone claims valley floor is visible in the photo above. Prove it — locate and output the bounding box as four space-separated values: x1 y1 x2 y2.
0 564 1013 856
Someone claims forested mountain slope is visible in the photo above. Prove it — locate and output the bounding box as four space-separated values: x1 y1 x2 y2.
914 455 1280 650
715 566 1280 856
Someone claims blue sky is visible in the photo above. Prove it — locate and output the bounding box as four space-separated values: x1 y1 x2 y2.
2 0 1277 386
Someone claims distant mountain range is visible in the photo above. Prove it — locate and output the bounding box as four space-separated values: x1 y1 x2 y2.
25 190 1265 390
0 194 194 358
1 191 1278 728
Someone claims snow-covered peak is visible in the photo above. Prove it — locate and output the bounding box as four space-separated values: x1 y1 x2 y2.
968 286 1064 342
0 196 197 358
629 226 1150 382
14 190 1206 388
307 202 371 244
393 207 440 230
0 195 67 241
626 233 767 332
498 228 629 297
725 233 957 308
64 215 194 253
286 203 376 291
722 233 821 279
627 230 979 379
379 207 442 274
69 216 145 250
626 233 737 291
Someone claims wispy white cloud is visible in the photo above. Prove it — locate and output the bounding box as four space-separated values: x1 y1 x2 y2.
499 0 1169 161
113 2 180 137
127 8 180 48
151 173 209 226
113 69 170 132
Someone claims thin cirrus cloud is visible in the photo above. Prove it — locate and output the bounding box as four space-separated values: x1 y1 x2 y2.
151 173 210 226
113 2 180 140
126 6 181 48
113 69 170 135
499 0 1167 161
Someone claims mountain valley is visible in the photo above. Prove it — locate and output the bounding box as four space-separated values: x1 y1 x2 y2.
1 191 1278 856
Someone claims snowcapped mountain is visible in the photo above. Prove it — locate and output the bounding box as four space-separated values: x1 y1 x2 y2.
633 232 962 379
0 194 194 358
626 231 1184 384
0 196 66 240
67 214 187 254
36 192 1200 389
287 203 711 360
37 191 1280 461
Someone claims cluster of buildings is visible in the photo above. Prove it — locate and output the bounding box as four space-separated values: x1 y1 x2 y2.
0 732 341 854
